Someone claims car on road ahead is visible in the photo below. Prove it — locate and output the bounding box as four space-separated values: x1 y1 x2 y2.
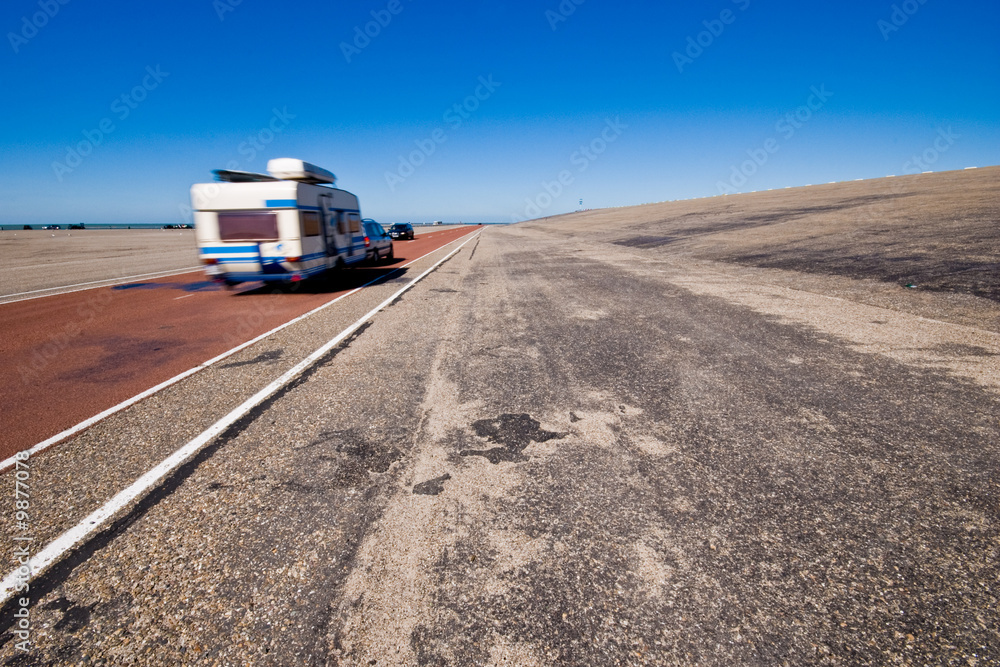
388 223 414 240
363 219 394 263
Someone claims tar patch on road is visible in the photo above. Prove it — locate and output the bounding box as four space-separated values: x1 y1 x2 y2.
335 433 402 474
459 413 565 464
413 473 452 495
304 428 404 488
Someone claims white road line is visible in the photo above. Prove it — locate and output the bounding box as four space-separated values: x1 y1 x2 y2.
0 229 481 476
174 294 194 300
0 267 204 303
0 289 358 475
0 230 481 605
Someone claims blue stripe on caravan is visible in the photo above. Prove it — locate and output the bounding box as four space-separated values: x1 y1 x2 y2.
201 246 258 254
299 205 320 211
265 199 297 207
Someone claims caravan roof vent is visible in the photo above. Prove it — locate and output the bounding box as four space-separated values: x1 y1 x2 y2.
267 158 336 185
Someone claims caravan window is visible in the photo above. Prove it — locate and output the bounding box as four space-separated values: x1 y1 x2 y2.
218 212 279 241
301 211 321 237
348 213 361 233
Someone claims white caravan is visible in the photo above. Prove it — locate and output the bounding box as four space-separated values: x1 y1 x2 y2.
191 158 367 286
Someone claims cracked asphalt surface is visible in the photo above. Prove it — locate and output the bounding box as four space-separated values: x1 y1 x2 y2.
2 168 999 665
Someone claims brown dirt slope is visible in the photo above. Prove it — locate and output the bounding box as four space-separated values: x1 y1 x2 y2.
532 167 1000 302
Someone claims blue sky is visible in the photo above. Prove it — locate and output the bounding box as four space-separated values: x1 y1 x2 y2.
1 0 997 225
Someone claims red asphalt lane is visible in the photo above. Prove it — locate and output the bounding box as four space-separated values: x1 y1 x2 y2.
0 226 481 459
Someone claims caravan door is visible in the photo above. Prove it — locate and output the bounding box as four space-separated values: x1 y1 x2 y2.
320 194 348 265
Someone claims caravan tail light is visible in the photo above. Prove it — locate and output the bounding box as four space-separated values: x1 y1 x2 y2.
285 256 301 262
201 258 218 265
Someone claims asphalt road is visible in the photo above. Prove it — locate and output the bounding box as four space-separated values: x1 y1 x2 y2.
0 230 200 301
1 170 998 665
0 226 480 457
